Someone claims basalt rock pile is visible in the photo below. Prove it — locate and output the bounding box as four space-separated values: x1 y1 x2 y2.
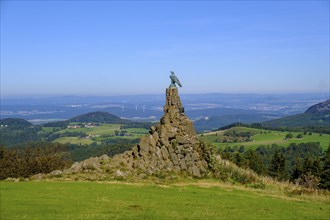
64 87 215 178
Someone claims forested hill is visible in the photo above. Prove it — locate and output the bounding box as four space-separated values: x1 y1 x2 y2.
44 111 130 127
0 118 32 128
262 99 330 128
68 111 129 123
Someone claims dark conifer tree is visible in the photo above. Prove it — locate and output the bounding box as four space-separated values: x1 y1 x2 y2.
290 157 303 181
319 145 330 190
302 156 322 177
244 149 266 175
268 151 287 180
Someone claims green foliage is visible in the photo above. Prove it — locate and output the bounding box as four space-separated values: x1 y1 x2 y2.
268 151 287 180
0 125 42 146
219 142 325 189
319 145 330 190
244 149 266 175
0 142 72 180
290 157 303 181
0 118 32 128
284 133 293 139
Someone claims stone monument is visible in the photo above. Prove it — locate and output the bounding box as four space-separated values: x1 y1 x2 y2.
65 72 215 178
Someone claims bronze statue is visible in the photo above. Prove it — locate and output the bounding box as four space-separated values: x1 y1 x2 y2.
169 71 182 88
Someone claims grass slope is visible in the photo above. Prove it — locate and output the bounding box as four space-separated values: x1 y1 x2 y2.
201 126 330 150
1 181 329 220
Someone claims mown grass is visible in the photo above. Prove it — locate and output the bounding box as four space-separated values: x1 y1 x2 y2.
201 127 330 150
1 181 329 220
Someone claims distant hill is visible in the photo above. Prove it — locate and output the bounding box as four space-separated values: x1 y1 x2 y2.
305 99 330 114
0 118 39 146
194 114 269 132
68 111 129 124
0 118 32 128
44 111 129 127
263 99 330 128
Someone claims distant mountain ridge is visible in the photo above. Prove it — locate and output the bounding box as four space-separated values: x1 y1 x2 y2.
263 99 330 128
305 99 330 114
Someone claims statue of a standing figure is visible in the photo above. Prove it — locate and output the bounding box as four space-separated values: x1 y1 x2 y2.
169 71 182 88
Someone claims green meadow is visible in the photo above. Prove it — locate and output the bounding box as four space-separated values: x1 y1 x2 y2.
1 181 329 220
51 124 148 145
56 124 122 135
201 127 330 150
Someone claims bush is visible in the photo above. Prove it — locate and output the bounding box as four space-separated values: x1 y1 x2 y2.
284 133 293 140
0 143 72 180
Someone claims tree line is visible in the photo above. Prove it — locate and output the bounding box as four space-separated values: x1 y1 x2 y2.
219 142 330 190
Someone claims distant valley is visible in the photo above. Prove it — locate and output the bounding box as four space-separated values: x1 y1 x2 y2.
1 93 327 129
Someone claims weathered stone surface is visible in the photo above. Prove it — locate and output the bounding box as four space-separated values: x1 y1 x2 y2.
192 165 201 177
161 146 169 160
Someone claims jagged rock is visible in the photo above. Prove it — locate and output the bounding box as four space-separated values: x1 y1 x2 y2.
161 146 169 160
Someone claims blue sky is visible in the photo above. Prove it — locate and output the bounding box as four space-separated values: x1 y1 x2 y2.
1 1 329 96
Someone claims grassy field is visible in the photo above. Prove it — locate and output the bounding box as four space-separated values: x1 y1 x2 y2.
58 124 122 135
201 126 330 150
51 136 95 145
1 181 329 220
51 124 148 145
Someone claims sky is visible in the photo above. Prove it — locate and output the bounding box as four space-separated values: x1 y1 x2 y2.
1 1 329 96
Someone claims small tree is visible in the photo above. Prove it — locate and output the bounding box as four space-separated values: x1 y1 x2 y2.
284 133 293 140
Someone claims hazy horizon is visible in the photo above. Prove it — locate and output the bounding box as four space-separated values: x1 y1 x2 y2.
1 1 329 96
1 91 329 99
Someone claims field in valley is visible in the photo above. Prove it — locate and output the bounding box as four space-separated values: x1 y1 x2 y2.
47 124 149 145
1 181 329 220
200 126 330 150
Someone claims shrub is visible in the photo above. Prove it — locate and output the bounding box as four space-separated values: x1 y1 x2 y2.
284 133 293 140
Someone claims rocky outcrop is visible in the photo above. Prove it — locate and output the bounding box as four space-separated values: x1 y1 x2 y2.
64 87 214 179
